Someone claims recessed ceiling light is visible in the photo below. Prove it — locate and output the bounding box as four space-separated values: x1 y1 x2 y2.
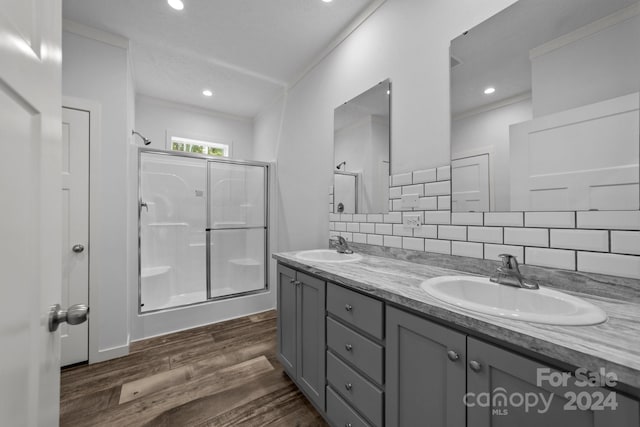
202 89 213 97
168 0 184 11
484 87 496 95
322 0 333 3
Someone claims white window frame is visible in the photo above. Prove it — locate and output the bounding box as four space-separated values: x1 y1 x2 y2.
165 130 232 157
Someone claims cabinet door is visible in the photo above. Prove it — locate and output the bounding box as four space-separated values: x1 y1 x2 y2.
467 337 640 427
297 272 327 410
277 265 297 378
386 306 466 427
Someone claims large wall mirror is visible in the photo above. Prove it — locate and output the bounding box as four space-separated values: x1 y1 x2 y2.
333 79 391 214
450 0 639 212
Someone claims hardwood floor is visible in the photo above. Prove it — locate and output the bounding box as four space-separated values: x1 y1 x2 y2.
60 310 328 426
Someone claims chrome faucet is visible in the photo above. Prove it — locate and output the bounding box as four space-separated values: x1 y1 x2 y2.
490 254 539 290
331 236 354 254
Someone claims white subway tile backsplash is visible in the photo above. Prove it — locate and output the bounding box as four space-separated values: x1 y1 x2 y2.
451 212 483 226
334 222 347 232
484 212 523 227
392 199 406 211
389 187 402 199
611 231 640 255
375 223 393 235
329 185 334 195
467 227 502 244
525 248 575 270
384 235 403 248
438 225 466 241
424 181 450 196
402 184 424 196
340 214 353 222
550 229 609 252
329 222 335 231
391 173 412 187
484 244 524 262
346 223 359 233
359 223 375 234
353 233 367 244
504 228 549 247
577 211 640 230
425 239 451 255
329 204 334 213
413 168 437 184
418 196 438 211
414 225 438 239
339 232 353 241
367 234 383 246
353 214 367 222
437 165 451 181
384 212 403 223
424 211 451 225
452 241 483 259
578 252 640 279
403 237 425 251
525 212 575 228
329 213 340 222
393 224 413 237
438 196 451 210
367 214 383 223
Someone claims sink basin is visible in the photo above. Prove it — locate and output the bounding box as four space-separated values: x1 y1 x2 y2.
420 276 607 326
296 249 363 263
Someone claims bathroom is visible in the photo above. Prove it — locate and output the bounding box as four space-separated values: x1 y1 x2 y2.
0 0 639 425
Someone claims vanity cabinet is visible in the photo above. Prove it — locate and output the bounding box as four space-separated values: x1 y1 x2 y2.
386 306 466 427
276 264 326 411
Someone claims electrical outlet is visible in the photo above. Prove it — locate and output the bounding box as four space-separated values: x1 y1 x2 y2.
401 194 419 208
403 214 421 228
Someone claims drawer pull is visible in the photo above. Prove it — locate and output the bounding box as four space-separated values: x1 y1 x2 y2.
345 343 353 352
345 304 353 311
345 383 353 391
447 350 459 362
469 360 482 372
289 278 296 284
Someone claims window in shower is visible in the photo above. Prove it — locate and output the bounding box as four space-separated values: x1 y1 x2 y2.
170 136 230 157
139 150 268 313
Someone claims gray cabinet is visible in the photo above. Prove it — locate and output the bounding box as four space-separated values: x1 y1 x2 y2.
276 264 326 411
467 337 640 427
386 306 466 427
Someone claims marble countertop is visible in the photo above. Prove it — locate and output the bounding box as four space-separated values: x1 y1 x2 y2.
274 251 640 390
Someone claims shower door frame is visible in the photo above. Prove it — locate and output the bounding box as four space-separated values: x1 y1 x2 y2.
137 147 270 315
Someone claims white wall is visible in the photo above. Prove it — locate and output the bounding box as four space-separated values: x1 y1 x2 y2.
452 98 532 211
255 0 518 252
135 95 254 160
62 31 130 359
532 14 640 117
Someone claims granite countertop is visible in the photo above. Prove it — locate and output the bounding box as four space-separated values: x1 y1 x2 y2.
274 250 640 390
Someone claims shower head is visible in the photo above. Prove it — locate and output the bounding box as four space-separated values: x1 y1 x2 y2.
336 161 346 170
132 130 152 146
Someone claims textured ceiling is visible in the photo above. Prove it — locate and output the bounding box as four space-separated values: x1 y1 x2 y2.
450 0 637 117
63 0 379 117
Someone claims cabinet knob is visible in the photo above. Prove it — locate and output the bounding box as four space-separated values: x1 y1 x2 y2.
469 360 482 372
289 279 296 284
345 304 353 312
447 350 459 362
345 343 353 352
345 383 353 391
345 424 352 427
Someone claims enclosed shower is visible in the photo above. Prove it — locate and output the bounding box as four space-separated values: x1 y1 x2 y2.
138 149 268 313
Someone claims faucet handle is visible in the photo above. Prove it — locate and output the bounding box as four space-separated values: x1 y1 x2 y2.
497 254 519 271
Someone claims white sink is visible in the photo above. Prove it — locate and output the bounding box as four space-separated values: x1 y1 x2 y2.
420 276 607 326
296 249 363 263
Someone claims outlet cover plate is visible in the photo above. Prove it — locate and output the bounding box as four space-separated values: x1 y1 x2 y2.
403 214 422 228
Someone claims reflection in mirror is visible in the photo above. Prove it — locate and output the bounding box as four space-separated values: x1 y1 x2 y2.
333 79 391 214
450 0 640 212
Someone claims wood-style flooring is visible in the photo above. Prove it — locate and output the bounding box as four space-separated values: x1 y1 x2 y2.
60 310 328 426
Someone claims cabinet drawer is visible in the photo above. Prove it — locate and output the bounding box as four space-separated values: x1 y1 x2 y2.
327 283 384 339
327 317 384 385
326 386 372 427
327 351 383 427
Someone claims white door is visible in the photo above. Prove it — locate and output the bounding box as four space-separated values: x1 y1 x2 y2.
0 0 63 425
451 154 490 212
61 108 89 366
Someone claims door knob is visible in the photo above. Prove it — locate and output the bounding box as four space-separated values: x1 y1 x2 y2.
72 244 85 253
48 304 89 332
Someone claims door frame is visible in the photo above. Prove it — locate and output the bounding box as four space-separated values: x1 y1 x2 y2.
62 96 102 364
451 145 496 211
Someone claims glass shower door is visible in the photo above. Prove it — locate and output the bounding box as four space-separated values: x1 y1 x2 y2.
207 161 267 299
